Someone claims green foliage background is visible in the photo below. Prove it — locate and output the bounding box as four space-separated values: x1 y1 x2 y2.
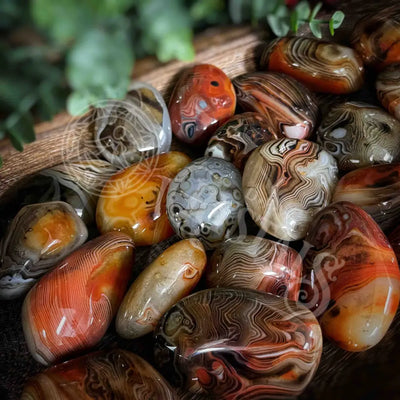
0 0 343 167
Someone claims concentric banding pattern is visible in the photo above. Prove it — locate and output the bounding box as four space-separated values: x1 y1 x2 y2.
154 288 322 399
233 72 319 139
206 235 302 300
95 81 172 168
166 157 246 249
333 163 400 232
243 139 338 241
376 64 400 120
302 201 400 352
0 201 88 300
261 37 364 94
204 112 279 170
22 232 135 365
316 101 400 171
21 349 177 400
351 6 400 68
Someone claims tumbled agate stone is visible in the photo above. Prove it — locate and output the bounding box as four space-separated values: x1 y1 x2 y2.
206 235 302 300
302 201 400 352
204 112 279 170
261 37 364 93
233 72 319 139
94 81 172 168
352 6 400 69
169 64 236 145
116 238 206 339
317 102 400 172
243 139 338 241
22 232 135 365
154 288 323 399
21 349 177 400
166 157 246 249
388 225 400 264
96 152 191 246
376 64 400 120
0 159 118 231
0 201 87 300
333 164 400 232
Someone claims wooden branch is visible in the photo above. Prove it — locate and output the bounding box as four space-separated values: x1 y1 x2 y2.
0 26 267 197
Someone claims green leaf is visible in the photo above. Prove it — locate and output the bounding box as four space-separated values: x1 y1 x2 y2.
67 90 93 116
295 1 310 21
309 20 322 38
190 0 224 23
267 14 290 37
31 0 95 44
251 0 276 23
156 29 195 62
330 10 345 31
309 2 322 21
229 0 244 24
0 155 3 168
138 0 195 62
67 26 134 98
5 111 36 151
290 10 299 33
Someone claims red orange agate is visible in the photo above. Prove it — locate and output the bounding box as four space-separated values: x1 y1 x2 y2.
169 64 236 145
302 202 400 352
22 232 135 365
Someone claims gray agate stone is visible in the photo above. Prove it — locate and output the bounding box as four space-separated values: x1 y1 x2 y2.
166 157 245 249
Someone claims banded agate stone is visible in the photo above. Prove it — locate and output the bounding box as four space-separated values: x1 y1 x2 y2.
0 201 87 300
96 152 191 246
352 6 400 69
206 235 302 300
204 112 279 171
166 157 245 249
233 72 319 139
154 288 322 399
22 232 135 365
317 102 400 172
261 37 364 93
169 64 236 145
302 201 400 352
376 64 400 120
21 349 177 400
333 163 400 232
116 239 207 339
243 139 338 241
94 81 171 168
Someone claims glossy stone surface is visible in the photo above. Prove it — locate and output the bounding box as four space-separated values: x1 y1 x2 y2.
206 236 302 300
352 7 400 69
94 81 171 168
261 37 364 94
317 102 400 172
116 239 206 339
0 160 118 232
22 232 135 365
166 157 245 249
233 72 319 139
302 201 400 352
169 64 236 145
243 139 338 241
204 112 279 171
21 349 177 400
154 288 323 399
388 225 400 264
333 164 400 232
96 152 191 246
0 201 87 300
376 64 400 120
